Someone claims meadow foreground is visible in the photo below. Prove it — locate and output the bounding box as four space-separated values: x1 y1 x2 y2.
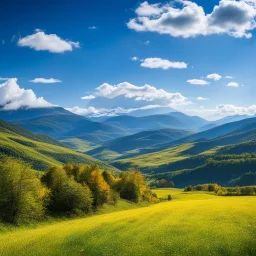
0 189 255 256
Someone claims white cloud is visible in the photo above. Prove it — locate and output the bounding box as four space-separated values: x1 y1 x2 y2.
88 26 97 30
187 79 210 85
197 97 209 101
141 58 187 69
17 30 80 53
96 82 190 106
81 95 95 100
185 104 256 120
227 82 239 87
67 104 165 117
131 56 139 61
128 0 256 38
206 73 222 81
29 78 62 84
143 40 150 45
225 76 233 79
0 77 10 81
0 78 53 110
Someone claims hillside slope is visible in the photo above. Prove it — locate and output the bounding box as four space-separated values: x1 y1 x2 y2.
86 128 193 161
0 119 120 172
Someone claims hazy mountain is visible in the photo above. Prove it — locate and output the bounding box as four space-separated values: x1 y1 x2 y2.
0 107 129 144
103 113 208 133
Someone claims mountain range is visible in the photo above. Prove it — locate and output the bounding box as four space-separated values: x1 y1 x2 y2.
0 106 256 187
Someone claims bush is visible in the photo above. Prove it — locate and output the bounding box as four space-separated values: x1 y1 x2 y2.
0 157 47 224
42 167 92 214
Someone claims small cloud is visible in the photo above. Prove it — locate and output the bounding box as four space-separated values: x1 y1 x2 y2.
29 78 62 83
197 97 209 101
206 73 222 81
144 40 150 45
2 40 5 44
131 56 139 61
18 29 80 53
88 26 97 30
141 57 187 70
81 95 95 100
225 76 233 79
0 77 10 81
187 79 210 85
227 82 239 87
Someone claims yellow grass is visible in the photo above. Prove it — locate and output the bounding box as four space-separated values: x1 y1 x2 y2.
0 190 255 256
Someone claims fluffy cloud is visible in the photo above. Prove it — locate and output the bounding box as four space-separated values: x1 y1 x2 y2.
81 95 95 100
128 0 256 38
197 97 209 101
187 79 210 85
18 30 80 53
0 78 53 110
29 78 62 83
206 73 222 81
96 82 190 106
227 82 239 87
141 58 187 69
0 77 10 81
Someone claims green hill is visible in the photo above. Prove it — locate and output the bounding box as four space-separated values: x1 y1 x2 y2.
86 128 193 161
0 119 120 173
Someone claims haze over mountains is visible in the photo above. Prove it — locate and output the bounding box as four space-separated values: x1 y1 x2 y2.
0 106 256 187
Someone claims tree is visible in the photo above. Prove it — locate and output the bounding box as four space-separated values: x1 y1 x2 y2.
0 157 47 224
102 170 116 188
42 167 92 214
87 169 111 207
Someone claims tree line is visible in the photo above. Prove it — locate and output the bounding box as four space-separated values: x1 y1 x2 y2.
184 183 256 196
0 157 158 224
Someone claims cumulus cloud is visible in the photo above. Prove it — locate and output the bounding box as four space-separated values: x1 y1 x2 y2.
206 73 222 81
17 30 80 53
141 58 187 69
128 0 256 38
197 97 209 101
81 95 96 100
29 78 62 83
227 82 239 87
0 78 53 110
187 79 210 85
96 82 190 106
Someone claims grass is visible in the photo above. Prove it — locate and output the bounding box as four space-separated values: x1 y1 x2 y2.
0 131 120 173
114 143 194 169
60 138 97 152
0 190 255 256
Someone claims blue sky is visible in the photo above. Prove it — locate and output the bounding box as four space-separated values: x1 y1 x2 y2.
1 0 256 120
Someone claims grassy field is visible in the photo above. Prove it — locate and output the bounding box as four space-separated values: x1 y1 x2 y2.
0 189 255 256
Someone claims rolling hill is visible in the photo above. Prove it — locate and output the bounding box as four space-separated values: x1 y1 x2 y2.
86 128 193 161
0 107 129 148
0 118 120 173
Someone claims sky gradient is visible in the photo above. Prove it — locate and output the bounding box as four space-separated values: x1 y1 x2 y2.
1 0 256 120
